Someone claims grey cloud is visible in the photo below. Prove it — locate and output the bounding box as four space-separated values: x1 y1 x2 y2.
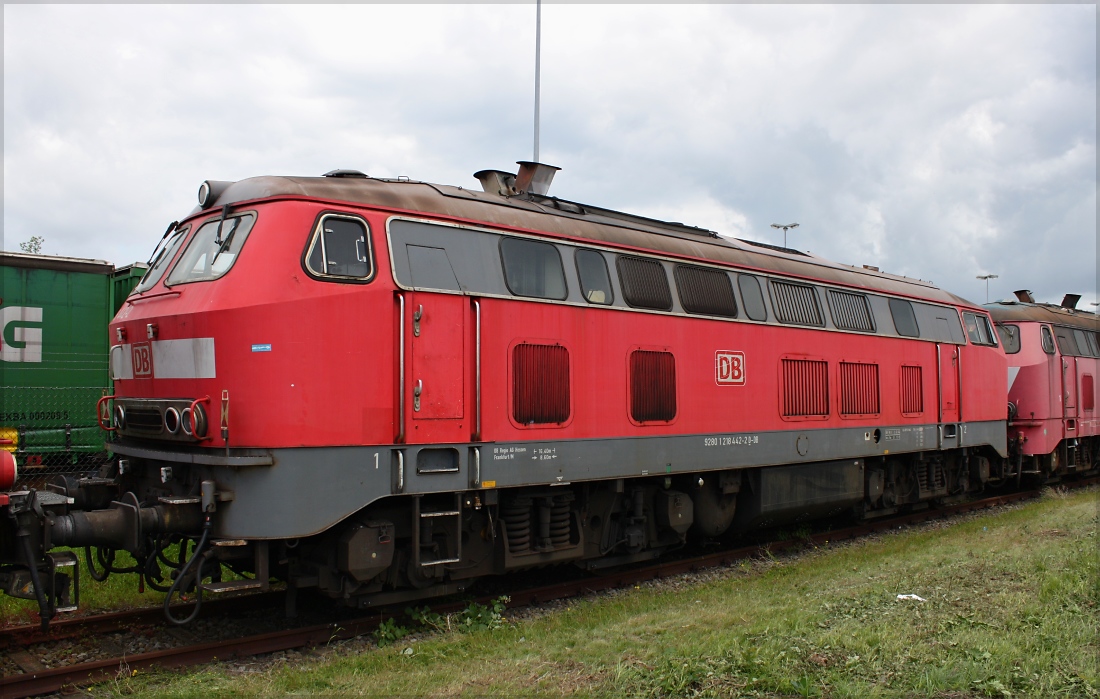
3 4 1095 307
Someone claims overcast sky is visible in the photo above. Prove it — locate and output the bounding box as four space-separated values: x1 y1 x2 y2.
4 4 1096 307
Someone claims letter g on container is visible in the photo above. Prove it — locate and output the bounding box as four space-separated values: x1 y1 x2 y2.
0 306 44 363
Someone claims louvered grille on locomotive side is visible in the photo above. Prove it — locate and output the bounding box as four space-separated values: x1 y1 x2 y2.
781 358 829 417
673 265 738 317
828 290 875 332
617 256 673 311
630 350 676 422
839 362 880 415
512 343 571 425
770 281 825 326
900 365 924 415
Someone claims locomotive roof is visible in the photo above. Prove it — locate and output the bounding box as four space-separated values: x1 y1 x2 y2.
196 173 979 309
985 300 1100 330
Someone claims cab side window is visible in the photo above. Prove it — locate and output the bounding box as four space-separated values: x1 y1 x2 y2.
996 324 1021 354
305 216 373 280
963 312 996 346
1041 326 1056 354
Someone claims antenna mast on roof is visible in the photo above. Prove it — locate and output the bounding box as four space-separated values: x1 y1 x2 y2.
533 0 542 162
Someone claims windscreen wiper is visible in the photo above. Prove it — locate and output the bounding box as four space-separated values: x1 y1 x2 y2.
211 217 241 265
213 204 230 245
144 220 179 266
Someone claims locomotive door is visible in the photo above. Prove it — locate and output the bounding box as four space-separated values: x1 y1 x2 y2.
1062 355 1077 420
409 292 465 432
937 344 959 424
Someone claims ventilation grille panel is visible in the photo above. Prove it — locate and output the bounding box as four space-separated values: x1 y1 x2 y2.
771 281 824 326
126 407 163 433
617 256 673 311
513 344 570 425
828 290 875 332
839 362 880 415
900 365 924 415
674 265 738 317
781 358 829 417
630 350 676 422
1083 374 1095 412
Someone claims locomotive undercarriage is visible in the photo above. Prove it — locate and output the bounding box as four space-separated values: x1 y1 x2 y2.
1 441 1093 628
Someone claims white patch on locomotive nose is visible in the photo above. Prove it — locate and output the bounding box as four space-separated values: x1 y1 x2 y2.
152 338 216 379
1007 366 1020 392
112 338 216 379
110 344 133 379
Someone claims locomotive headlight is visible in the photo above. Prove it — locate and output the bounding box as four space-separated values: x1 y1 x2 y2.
113 404 126 430
164 407 181 434
193 403 208 438
182 404 208 438
197 180 233 209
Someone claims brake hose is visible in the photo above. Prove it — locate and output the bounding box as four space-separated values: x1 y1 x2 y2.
163 517 212 626
9 507 51 631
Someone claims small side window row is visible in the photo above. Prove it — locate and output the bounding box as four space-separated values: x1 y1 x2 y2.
1053 325 1100 357
493 235 991 345
1001 324 1098 357
499 239 763 320
385 221 978 345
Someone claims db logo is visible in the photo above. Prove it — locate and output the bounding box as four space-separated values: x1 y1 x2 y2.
132 343 153 377
715 351 745 385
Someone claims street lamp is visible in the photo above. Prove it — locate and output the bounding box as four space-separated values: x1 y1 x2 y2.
770 223 799 248
976 274 998 303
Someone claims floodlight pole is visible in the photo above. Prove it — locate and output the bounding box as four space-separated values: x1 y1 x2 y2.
770 223 799 248
533 0 542 162
976 274 998 303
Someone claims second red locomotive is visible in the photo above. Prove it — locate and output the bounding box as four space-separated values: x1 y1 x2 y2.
988 292 1099 480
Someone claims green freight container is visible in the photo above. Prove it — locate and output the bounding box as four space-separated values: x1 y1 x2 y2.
0 252 147 483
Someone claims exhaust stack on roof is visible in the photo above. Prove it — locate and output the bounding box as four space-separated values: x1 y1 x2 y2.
514 161 560 196
1013 289 1035 303
473 170 518 196
1061 294 1081 310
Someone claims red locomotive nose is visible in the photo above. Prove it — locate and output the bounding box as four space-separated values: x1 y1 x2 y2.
0 450 17 491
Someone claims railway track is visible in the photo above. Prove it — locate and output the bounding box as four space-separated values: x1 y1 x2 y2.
2 479 1094 698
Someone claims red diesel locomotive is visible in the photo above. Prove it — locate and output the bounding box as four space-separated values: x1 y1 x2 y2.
987 292 1100 479
1 163 1020 623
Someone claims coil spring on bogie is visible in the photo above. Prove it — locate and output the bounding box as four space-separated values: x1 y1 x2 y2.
501 498 531 553
549 496 571 547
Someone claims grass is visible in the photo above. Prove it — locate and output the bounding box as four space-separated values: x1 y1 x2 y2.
56 488 1100 696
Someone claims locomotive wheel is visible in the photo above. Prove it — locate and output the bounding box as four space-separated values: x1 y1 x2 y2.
881 483 897 508
1043 450 1059 475
403 549 440 590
